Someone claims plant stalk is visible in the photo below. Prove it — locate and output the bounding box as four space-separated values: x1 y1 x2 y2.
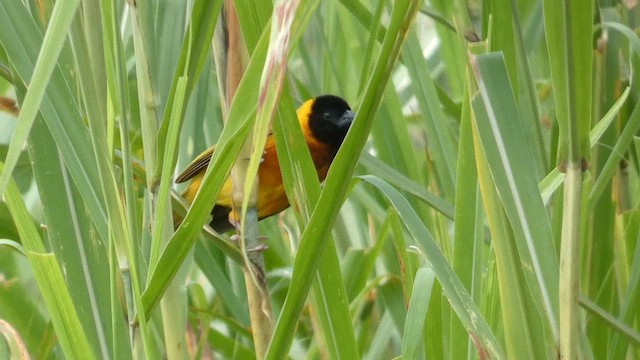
559 162 583 359
224 2 273 358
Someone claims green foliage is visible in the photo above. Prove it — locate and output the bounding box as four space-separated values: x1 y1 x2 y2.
0 0 639 359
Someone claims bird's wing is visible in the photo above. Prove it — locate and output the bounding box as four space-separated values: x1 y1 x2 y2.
175 145 215 183
176 128 274 184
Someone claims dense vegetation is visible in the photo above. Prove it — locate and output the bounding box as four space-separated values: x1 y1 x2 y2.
0 0 639 359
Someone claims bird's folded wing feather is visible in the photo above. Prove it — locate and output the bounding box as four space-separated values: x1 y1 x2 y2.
175 146 215 183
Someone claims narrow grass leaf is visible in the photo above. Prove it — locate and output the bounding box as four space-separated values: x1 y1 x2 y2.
588 101 640 206
359 175 505 359
141 28 275 316
141 115 251 316
239 0 301 263
363 312 395 360
265 1 422 357
264 6 359 354
429 0 467 98
0 239 25 256
580 296 640 347
2 162 96 359
508 0 548 174
359 153 454 219
472 52 559 336
274 90 359 359
602 21 640 65
0 3 109 242
27 119 114 359
150 77 189 267
194 240 249 324
473 123 549 359
451 91 483 359
0 0 79 197
402 267 435 359
129 1 160 187
539 86 630 204
156 0 222 176
0 319 29 360
235 0 272 52
403 33 457 198
608 209 640 357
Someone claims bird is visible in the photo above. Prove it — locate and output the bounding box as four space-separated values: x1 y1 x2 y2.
175 95 354 232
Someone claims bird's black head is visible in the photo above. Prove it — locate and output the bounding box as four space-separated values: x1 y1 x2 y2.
308 95 355 149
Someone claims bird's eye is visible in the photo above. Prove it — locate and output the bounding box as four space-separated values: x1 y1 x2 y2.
322 112 332 120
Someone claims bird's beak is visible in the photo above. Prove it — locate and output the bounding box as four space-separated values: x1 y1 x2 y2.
338 110 355 128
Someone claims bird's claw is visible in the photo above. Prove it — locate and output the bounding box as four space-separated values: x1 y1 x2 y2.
246 243 269 253
229 235 269 253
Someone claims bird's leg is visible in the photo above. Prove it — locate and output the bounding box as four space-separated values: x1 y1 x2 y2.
228 210 269 252
247 242 269 252
229 234 269 252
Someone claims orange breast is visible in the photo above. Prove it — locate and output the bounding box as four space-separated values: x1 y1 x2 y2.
255 140 288 218
210 100 336 220
253 136 333 219
210 133 334 220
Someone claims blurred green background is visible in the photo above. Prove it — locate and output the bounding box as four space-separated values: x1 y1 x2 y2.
0 0 639 359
